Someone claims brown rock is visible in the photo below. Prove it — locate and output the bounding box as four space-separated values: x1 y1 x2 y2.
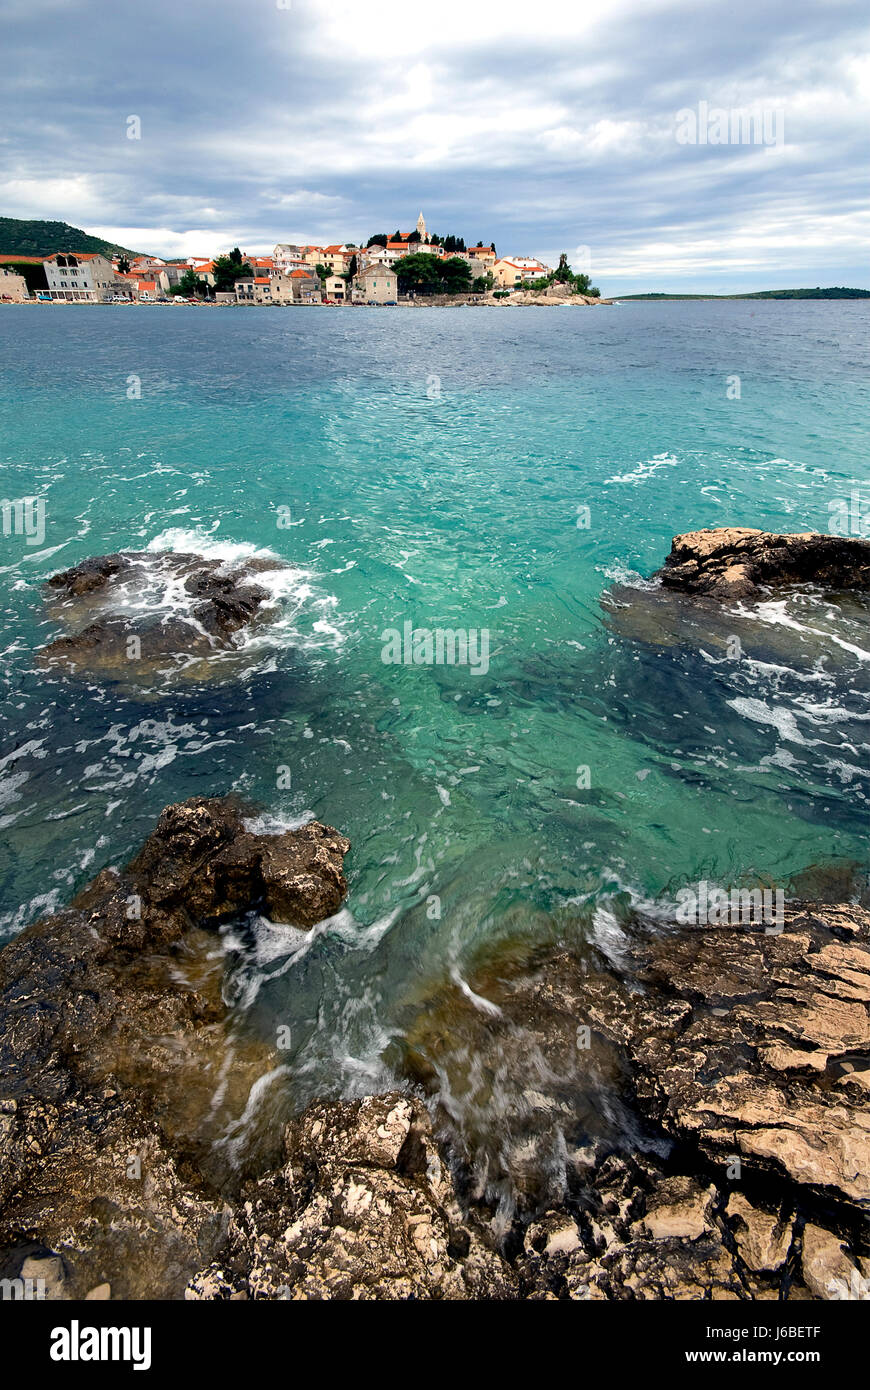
725 1193 792 1273
801 1223 861 1300
658 528 870 600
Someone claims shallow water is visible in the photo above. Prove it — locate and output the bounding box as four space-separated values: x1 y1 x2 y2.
1 300 869 1198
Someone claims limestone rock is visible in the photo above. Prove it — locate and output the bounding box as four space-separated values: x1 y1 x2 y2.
636 1176 715 1241
725 1194 792 1273
190 1093 516 1301
801 1223 861 1300
0 797 350 1298
658 528 870 601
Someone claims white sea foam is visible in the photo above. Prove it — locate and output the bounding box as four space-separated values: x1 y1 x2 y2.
141 527 345 656
601 563 661 591
726 696 820 745
603 453 678 486
736 599 870 663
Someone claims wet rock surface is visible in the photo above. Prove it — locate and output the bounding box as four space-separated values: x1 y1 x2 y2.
38 551 282 683
0 797 349 1298
658 527 870 601
395 904 870 1299
188 1094 516 1300
1 796 868 1299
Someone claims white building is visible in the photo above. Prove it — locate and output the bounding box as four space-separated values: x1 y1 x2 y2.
42 253 121 302
273 244 309 273
324 273 348 301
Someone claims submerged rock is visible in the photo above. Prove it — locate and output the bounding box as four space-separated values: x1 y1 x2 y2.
658 528 870 601
395 902 870 1298
38 551 284 684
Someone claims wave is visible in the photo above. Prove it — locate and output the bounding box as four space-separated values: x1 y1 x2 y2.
142 526 346 656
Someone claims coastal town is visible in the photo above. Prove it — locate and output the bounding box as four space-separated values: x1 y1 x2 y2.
0 212 604 306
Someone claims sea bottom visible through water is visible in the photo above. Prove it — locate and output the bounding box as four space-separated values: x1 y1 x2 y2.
0 300 868 1215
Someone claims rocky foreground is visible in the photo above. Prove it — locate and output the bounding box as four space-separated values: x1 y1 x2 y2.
1 796 868 1300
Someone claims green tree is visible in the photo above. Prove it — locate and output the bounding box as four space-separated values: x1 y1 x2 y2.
393 253 473 296
117 256 130 274
440 256 473 294
210 254 253 292
367 234 387 248
170 268 203 297
393 252 443 294
346 254 358 280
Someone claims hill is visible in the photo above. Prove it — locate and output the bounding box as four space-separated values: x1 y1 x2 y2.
0 217 140 259
619 287 870 301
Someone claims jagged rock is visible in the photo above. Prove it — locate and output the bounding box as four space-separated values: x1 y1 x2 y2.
3 788 869 1300
189 1094 516 1301
725 1194 792 1273
627 908 870 1213
800 1223 862 1300
38 551 282 683
397 900 870 1298
0 797 350 1298
658 528 870 600
635 1176 715 1241
20 1253 66 1299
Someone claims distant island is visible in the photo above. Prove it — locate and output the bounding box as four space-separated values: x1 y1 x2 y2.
620 287 870 300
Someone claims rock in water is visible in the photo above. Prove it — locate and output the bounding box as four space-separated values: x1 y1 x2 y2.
395 902 870 1298
2 793 868 1299
658 527 870 600
37 550 284 685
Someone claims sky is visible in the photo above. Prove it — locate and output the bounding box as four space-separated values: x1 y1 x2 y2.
1 0 868 293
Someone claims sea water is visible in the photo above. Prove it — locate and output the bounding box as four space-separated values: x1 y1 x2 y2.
1 300 868 1187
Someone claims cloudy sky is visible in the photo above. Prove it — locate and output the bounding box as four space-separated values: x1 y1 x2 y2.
1 0 868 292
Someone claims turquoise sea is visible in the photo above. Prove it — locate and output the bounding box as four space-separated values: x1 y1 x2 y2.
1 301 869 1191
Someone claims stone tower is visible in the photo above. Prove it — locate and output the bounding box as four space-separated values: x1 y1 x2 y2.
416 210 427 240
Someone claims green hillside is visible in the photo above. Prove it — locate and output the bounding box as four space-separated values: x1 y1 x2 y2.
0 217 140 259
